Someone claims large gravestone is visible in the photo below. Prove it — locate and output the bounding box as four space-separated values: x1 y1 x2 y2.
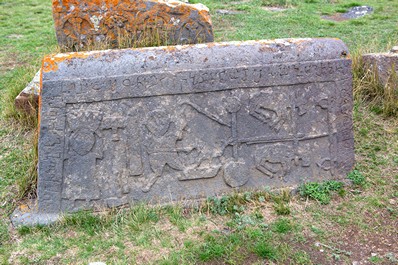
52 0 214 49
38 38 354 214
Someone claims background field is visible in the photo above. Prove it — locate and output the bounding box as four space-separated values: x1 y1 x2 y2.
0 0 397 264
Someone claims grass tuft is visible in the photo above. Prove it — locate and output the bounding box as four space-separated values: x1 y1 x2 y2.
203 190 272 216
198 235 226 261
340 2 362 8
352 51 398 117
271 218 293 234
299 180 344 204
254 241 277 259
347 169 367 186
272 189 291 215
0 220 10 245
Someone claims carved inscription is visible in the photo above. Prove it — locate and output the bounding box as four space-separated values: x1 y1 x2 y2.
49 60 352 106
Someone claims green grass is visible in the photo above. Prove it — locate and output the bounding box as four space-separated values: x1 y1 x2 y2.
191 0 398 50
347 169 367 186
1 0 398 264
299 180 345 204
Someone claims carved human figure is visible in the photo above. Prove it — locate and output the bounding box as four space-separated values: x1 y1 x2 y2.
142 109 186 192
63 111 103 203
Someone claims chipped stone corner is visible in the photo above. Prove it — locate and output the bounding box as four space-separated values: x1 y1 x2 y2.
10 200 61 227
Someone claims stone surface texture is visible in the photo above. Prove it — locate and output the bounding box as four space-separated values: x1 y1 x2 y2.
362 52 398 87
52 0 214 49
38 38 354 214
15 70 41 114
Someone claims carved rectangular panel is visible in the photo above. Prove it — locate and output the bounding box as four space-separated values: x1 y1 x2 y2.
39 39 354 213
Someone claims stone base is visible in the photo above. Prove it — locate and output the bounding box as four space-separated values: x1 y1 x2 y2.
14 70 40 115
10 201 60 227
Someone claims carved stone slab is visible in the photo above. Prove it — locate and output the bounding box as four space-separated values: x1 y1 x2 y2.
52 0 214 49
38 38 354 213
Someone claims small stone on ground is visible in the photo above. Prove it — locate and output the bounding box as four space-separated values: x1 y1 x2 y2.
216 9 245 15
390 46 398 53
322 6 373 22
261 6 288 12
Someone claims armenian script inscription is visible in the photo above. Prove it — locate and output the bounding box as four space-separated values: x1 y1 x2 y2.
38 39 354 213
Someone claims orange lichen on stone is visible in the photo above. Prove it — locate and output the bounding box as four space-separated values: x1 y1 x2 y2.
52 0 214 50
42 52 94 73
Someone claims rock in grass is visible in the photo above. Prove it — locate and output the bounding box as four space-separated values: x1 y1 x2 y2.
14 70 40 115
390 46 398 54
341 6 373 20
216 9 245 15
52 0 214 50
322 6 373 22
362 52 398 88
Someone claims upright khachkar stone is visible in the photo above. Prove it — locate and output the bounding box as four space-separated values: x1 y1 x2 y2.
38 38 354 213
52 0 214 49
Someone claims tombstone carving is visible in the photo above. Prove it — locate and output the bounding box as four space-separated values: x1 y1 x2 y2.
36 38 354 214
52 0 214 49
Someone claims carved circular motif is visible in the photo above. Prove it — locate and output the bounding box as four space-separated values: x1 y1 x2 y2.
70 128 95 156
223 160 250 188
146 110 171 136
224 96 241 113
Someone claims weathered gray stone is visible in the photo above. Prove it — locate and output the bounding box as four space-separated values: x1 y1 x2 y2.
37 38 354 215
362 52 398 87
15 70 40 114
